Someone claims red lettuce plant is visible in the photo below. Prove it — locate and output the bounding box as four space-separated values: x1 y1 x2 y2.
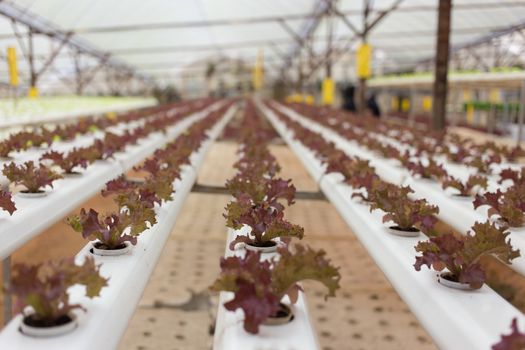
87 132 129 160
467 155 501 174
103 132 131 151
51 125 75 141
0 132 38 157
369 185 438 233
503 146 525 163
442 175 488 197
0 140 16 158
499 168 525 186
89 135 126 160
350 176 388 202
134 158 181 184
234 146 281 178
67 205 156 250
408 158 447 181
444 146 471 163
394 150 413 168
324 154 384 201
493 318 525 350
8 131 38 150
210 244 340 334
414 221 520 289
2 161 62 193
226 177 303 249
9 256 108 327
474 188 525 227
225 102 304 249
0 190 16 215
101 175 170 207
41 148 98 174
0 142 9 158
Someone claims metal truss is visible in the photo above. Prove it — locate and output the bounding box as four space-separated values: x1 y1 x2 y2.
414 20 525 73
0 1 155 95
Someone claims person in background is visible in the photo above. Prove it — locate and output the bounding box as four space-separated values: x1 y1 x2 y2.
342 84 356 112
367 92 381 118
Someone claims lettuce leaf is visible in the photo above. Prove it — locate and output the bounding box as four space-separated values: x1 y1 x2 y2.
2 161 62 193
9 256 108 322
414 221 520 288
0 191 16 215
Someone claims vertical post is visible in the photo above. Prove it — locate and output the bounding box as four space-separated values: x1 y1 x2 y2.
431 0 452 130
326 1 334 79
322 1 335 106
358 1 370 114
488 103 495 135
297 54 304 97
3 256 12 325
408 87 416 127
503 96 509 126
518 80 525 146
73 51 83 95
28 30 37 91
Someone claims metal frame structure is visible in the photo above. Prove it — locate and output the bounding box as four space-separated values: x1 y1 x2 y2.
0 1 522 101
0 1 156 96
0 2 519 86
416 20 525 73
277 0 405 111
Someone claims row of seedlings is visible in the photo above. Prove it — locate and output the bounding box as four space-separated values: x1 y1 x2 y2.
266 102 523 347
210 101 341 335
3 102 231 338
0 100 216 215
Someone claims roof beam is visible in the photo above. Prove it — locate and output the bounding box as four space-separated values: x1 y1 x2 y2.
0 1 516 37
0 1 155 88
416 19 525 67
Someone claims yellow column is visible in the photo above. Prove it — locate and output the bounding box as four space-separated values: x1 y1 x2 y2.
401 98 410 112
422 96 432 112
252 49 264 91
356 44 372 79
322 78 335 106
391 97 399 111
489 88 501 104
463 90 474 123
6 46 19 87
305 95 314 105
28 87 39 98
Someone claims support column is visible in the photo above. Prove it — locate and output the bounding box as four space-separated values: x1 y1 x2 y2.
27 30 37 93
73 51 84 95
518 80 525 146
322 1 335 106
431 0 452 130
3 257 11 325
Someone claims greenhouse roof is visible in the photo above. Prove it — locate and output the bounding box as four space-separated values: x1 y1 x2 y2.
1 0 525 88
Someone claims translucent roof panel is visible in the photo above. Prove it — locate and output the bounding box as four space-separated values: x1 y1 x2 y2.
0 0 524 89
